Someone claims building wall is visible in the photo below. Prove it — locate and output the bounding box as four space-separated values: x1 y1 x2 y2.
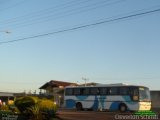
150 91 160 110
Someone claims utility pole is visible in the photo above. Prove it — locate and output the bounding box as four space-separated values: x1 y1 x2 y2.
82 77 89 86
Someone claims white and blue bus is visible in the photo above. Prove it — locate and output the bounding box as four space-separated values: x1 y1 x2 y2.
64 84 151 112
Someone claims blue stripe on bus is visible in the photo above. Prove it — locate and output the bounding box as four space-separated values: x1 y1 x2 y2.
66 95 137 110
66 99 75 108
99 96 106 110
123 96 131 101
110 102 120 110
76 96 88 100
91 96 98 110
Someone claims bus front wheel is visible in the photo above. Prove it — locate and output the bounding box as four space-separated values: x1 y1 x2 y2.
76 102 82 111
119 104 127 112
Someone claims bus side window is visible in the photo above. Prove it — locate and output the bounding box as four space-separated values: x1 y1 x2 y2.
120 87 129 95
74 88 80 95
129 87 139 101
134 89 139 96
99 88 107 95
129 87 138 96
90 88 99 95
110 87 118 95
81 88 89 95
65 88 73 95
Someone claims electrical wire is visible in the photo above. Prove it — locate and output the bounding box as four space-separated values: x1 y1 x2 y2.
0 7 160 45
11 0 124 29
0 0 90 24
0 0 27 12
0 0 117 28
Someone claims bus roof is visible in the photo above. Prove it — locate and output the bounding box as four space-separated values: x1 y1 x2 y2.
65 83 148 88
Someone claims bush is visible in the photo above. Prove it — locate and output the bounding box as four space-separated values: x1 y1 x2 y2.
39 99 57 111
27 104 42 120
38 99 57 119
14 96 38 114
14 96 57 120
0 105 9 111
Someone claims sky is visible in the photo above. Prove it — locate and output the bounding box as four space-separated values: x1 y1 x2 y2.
0 0 160 93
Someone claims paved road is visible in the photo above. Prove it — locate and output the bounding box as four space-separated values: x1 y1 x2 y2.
57 110 113 120
57 109 160 120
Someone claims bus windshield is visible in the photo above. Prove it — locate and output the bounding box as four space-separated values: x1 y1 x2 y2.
139 87 151 101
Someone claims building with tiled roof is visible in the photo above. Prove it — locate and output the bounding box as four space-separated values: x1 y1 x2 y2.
39 80 77 106
39 80 77 89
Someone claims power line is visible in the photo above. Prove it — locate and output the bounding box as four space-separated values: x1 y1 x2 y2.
1 7 160 45
0 0 89 24
0 0 27 12
1 0 120 28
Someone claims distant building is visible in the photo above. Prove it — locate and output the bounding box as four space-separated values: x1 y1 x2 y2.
39 80 77 106
150 91 160 110
0 92 14 105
